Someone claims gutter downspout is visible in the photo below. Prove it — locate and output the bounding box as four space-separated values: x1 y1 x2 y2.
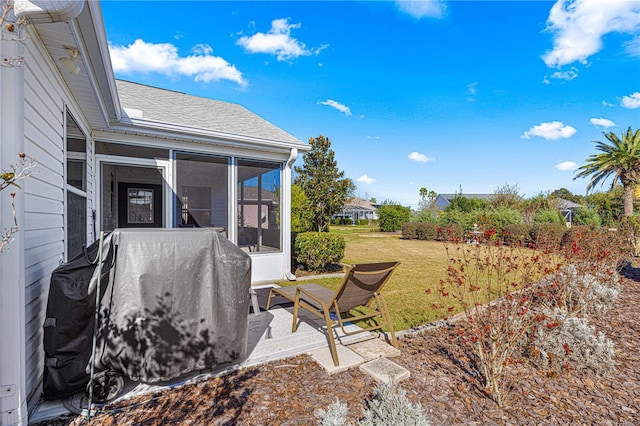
283 148 298 281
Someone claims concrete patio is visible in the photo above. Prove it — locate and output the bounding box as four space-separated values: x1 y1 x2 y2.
30 284 406 423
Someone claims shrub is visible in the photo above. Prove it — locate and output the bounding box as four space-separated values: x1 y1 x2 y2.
316 382 430 426
433 242 558 407
401 222 418 239
378 204 411 232
360 381 430 426
618 216 640 257
573 207 602 227
317 399 349 426
438 209 479 234
294 232 345 271
529 224 567 249
412 210 438 223
528 308 615 375
401 222 438 240
481 207 523 236
534 207 565 225
437 223 463 241
539 265 621 317
502 224 532 246
357 219 369 226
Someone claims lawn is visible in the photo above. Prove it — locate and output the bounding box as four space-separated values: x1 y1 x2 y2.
281 229 450 331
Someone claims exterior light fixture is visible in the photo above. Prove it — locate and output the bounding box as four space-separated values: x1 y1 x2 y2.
59 47 80 75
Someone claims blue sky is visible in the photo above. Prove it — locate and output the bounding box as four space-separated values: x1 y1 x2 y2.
101 0 640 208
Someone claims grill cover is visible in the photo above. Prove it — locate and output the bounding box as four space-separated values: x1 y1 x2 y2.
43 228 251 399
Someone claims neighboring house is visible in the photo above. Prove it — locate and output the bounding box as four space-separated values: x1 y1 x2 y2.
0 1 307 423
333 197 379 223
555 198 583 226
434 193 495 210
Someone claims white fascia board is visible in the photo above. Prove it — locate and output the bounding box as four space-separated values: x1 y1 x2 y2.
69 1 121 124
92 129 297 161
104 118 309 152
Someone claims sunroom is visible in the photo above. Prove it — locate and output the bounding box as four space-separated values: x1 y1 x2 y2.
73 80 308 283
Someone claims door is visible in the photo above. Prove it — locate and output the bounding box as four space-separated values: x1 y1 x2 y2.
118 182 163 228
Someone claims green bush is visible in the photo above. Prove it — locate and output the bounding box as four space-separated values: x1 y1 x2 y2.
401 222 439 240
438 209 480 234
294 232 345 271
401 222 418 239
412 210 438 223
437 223 464 241
357 219 369 226
534 207 565 224
502 224 532 246
331 218 352 225
482 207 523 236
572 207 602 227
378 204 412 232
530 223 567 249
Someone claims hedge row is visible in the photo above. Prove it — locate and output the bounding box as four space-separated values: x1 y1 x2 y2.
402 222 575 248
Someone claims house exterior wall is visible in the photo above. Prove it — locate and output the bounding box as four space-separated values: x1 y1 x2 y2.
22 31 95 404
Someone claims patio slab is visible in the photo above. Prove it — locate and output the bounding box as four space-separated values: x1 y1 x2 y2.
359 357 410 384
347 337 401 361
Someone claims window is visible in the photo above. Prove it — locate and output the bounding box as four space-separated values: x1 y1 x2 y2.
175 153 228 230
237 159 281 252
65 112 87 259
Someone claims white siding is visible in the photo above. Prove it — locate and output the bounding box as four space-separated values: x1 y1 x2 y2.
22 34 94 400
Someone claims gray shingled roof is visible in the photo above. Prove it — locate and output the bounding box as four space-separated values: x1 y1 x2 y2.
439 193 495 201
115 80 304 145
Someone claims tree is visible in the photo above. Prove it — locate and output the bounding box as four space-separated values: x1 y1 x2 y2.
418 187 437 212
290 184 314 232
294 135 355 232
575 127 640 217
489 183 522 209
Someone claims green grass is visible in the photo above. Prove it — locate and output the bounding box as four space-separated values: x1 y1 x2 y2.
281 231 450 331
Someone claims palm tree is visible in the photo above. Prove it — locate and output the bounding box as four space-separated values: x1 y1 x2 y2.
575 127 640 217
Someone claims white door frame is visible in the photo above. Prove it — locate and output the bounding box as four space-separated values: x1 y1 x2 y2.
95 155 172 233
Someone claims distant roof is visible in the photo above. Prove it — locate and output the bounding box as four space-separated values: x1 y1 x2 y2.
438 194 495 201
115 80 304 146
343 197 377 211
555 198 583 210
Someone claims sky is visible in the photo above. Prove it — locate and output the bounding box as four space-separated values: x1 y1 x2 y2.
101 0 640 208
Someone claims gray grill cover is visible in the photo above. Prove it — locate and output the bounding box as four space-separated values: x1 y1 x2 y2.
91 228 251 383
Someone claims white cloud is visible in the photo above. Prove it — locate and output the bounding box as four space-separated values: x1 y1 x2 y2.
109 39 246 86
367 136 381 140
319 99 352 116
237 18 327 61
543 68 579 84
521 121 577 140
466 82 477 101
555 161 579 171
621 92 640 109
602 100 614 107
542 0 640 68
396 0 447 19
357 175 377 184
408 151 433 163
589 117 616 128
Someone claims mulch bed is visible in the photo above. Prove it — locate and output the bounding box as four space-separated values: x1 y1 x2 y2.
37 267 640 425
